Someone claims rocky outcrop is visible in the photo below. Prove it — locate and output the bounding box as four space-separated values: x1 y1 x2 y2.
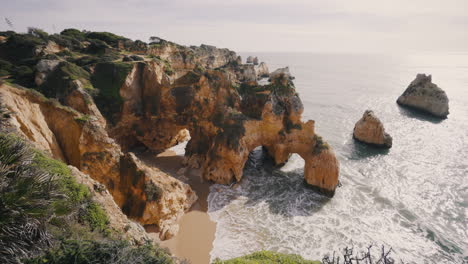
270 67 294 80
109 63 340 196
35 59 61 86
192 44 237 69
397 74 449 118
353 110 392 148
255 62 269 79
246 56 254 64
0 84 196 240
69 166 151 244
252 57 259 65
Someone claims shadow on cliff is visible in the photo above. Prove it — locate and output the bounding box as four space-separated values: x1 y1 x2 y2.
208 149 332 218
397 104 445 124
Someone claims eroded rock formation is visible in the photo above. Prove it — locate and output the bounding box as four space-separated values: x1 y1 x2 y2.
0 30 341 244
353 110 392 148
0 84 196 240
397 74 449 118
109 61 340 196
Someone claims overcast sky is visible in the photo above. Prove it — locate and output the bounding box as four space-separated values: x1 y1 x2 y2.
1 0 467 53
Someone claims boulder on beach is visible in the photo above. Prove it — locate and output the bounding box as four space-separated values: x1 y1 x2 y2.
353 110 392 148
397 74 449 118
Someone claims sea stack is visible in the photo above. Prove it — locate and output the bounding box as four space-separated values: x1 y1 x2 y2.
353 110 392 148
397 74 449 118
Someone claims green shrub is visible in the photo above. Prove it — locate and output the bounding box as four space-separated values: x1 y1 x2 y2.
5 33 45 61
145 181 163 201
85 31 127 47
212 250 320 264
86 38 110 54
12 65 35 87
0 134 59 262
39 61 93 98
0 59 13 76
79 202 109 233
60 28 86 41
24 239 173 264
312 134 329 154
28 27 49 40
91 62 133 123
49 34 83 51
32 150 89 205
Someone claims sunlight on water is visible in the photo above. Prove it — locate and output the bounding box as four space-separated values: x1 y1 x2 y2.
208 52 468 263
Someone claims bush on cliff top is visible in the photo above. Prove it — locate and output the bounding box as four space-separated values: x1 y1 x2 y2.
212 251 320 264
91 62 133 124
40 61 93 99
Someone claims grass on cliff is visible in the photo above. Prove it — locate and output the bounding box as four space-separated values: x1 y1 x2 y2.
0 133 172 263
212 251 320 264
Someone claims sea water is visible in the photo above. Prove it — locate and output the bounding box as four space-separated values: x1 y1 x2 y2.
207 52 468 263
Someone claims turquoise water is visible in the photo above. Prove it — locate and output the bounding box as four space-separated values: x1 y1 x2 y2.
207 52 468 263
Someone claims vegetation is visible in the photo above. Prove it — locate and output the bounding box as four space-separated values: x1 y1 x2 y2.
0 134 172 263
79 202 109 233
39 61 93 98
91 62 133 123
3 33 44 61
212 251 320 264
60 28 86 41
24 239 173 264
313 134 330 154
213 110 248 150
85 31 128 47
0 134 60 262
145 181 163 202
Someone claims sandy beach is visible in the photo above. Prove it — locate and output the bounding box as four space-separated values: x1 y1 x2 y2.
139 150 216 264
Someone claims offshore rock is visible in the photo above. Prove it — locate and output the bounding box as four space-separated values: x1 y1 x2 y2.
397 74 449 118
353 110 392 148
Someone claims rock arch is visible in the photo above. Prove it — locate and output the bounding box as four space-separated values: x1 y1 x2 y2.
112 62 340 196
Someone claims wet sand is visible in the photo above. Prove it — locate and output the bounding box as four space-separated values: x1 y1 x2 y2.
139 150 216 264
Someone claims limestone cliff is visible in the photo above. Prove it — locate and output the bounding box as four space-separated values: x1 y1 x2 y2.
108 61 339 196
0 84 196 240
0 29 341 246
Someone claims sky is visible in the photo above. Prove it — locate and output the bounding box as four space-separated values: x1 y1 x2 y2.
1 0 468 53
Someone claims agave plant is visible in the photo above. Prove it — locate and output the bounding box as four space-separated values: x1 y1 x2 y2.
0 134 59 263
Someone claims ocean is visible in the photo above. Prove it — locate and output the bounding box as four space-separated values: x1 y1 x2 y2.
207 52 468 263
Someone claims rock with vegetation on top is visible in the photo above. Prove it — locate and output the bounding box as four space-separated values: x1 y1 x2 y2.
0 83 196 240
35 59 61 86
397 74 449 118
353 110 392 148
270 66 294 80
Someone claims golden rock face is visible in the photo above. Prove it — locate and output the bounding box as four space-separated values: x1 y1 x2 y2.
0 84 196 240
353 110 392 148
111 61 340 196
